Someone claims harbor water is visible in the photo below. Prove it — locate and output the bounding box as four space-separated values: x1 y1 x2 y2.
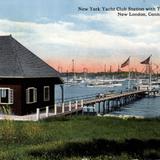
55 80 160 118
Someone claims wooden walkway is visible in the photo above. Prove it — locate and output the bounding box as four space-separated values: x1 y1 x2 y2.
0 90 147 121
83 90 145 105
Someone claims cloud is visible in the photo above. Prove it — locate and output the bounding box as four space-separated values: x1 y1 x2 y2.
72 12 160 58
0 14 160 71
73 12 160 38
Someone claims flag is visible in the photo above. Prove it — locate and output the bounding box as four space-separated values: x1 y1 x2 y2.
140 55 151 64
121 57 130 68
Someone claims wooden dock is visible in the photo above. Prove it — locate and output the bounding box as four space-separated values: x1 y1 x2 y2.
30 91 146 120
0 90 152 121
82 90 146 114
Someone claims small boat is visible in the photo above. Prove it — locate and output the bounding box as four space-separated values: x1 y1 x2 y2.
86 79 122 88
137 79 160 95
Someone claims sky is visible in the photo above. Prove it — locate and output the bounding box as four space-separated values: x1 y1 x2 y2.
0 0 160 72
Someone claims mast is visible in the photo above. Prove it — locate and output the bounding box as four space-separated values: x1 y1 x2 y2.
83 67 88 80
104 64 107 75
66 70 69 83
110 65 112 73
72 59 75 80
104 64 106 81
118 64 120 73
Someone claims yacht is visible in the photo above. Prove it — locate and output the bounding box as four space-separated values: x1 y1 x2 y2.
86 78 123 88
137 79 160 92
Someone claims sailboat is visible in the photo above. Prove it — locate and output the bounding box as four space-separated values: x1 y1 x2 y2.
65 59 85 86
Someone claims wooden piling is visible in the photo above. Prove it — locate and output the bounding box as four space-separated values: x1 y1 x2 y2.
98 102 100 113
81 100 83 108
75 100 78 110
69 101 72 111
103 101 105 114
107 101 110 113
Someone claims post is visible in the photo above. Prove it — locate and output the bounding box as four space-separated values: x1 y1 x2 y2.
36 108 40 121
80 100 83 108
128 67 131 91
98 102 100 113
87 106 89 114
93 103 96 112
75 100 78 110
82 105 84 115
46 106 49 117
119 98 122 106
62 103 65 113
69 101 72 111
103 101 105 114
107 101 110 113
149 63 152 91
54 103 57 115
60 85 64 103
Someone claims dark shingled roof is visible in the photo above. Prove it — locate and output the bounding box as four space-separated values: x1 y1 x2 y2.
0 35 63 82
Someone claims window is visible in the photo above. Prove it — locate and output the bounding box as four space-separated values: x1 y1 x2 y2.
0 88 14 104
44 86 50 101
26 87 37 104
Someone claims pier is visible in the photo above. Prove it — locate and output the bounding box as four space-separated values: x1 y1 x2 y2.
83 90 146 114
41 89 156 119
0 90 156 121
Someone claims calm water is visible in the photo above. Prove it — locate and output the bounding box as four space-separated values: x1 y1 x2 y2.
112 97 160 118
55 80 160 118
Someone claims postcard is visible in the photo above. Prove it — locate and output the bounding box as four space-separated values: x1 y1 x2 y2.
0 0 160 160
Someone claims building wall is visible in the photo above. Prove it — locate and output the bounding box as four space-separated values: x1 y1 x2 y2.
0 78 61 115
21 78 55 115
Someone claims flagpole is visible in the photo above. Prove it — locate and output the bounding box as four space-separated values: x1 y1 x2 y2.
121 56 130 91
149 60 152 91
128 63 131 91
140 55 152 91
148 55 152 91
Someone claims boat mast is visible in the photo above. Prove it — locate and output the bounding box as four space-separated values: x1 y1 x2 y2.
83 67 87 80
72 59 75 80
66 69 69 83
103 64 106 81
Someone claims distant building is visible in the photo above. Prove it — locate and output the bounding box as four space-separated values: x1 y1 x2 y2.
0 35 63 115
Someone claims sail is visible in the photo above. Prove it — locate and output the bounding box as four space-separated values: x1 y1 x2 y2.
121 57 130 68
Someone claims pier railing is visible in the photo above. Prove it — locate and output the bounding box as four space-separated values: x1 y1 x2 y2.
55 90 121 103
35 90 148 120
35 99 84 121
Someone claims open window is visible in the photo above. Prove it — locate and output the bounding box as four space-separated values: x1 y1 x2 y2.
44 86 50 101
0 88 14 104
26 87 37 104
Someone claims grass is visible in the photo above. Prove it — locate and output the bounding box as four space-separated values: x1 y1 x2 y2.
0 116 160 159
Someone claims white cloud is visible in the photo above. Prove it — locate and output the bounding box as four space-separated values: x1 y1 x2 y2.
74 12 160 37
0 15 160 66
73 12 160 59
